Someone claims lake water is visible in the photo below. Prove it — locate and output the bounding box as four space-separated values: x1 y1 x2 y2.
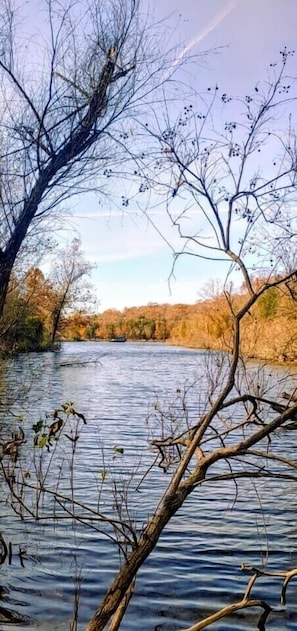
0 341 297 631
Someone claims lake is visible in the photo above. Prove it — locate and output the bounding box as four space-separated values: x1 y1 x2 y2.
0 341 297 630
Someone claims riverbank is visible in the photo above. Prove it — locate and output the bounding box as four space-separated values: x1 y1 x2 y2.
3 278 297 363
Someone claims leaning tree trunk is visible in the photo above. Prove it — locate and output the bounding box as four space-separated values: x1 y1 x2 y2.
51 295 67 344
0 261 12 319
0 242 23 320
0 55 119 322
85 471 205 631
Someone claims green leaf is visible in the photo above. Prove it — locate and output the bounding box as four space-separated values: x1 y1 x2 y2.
38 434 49 448
100 469 107 481
113 446 124 455
32 420 44 433
63 402 74 414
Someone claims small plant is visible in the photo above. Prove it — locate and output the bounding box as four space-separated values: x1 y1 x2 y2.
32 403 86 451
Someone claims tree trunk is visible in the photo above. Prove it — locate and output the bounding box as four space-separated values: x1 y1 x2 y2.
0 57 117 322
0 256 16 320
51 295 67 344
85 482 199 631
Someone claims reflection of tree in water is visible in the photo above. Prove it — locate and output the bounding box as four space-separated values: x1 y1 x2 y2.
0 400 88 630
0 528 82 629
0 357 34 421
0 532 32 624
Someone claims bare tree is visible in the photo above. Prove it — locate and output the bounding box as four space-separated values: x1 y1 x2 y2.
0 0 178 316
48 237 95 343
83 50 297 631
138 48 297 282
2 50 297 631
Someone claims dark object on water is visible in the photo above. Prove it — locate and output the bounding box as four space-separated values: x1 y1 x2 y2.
109 337 127 342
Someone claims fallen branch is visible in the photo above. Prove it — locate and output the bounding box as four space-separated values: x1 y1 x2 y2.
242 563 297 605
180 563 297 631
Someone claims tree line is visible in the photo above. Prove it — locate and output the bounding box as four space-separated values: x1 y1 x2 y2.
0 238 94 352
4 260 297 364
60 276 297 363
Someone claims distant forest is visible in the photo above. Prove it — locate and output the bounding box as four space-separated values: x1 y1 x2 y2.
3 266 296 362
62 278 297 364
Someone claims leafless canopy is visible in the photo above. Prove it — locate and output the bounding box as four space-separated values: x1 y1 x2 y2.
138 47 297 293
2 34 297 631
84 50 297 631
0 0 177 313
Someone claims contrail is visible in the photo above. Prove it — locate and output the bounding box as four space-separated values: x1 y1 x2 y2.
170 0 241 72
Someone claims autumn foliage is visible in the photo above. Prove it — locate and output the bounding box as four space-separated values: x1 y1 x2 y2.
2 262 296 363
61 277 297 363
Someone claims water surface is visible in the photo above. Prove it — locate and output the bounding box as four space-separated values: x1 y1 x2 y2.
0 342 297 630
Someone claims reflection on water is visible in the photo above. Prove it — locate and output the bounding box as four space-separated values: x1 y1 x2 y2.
0 342 297 630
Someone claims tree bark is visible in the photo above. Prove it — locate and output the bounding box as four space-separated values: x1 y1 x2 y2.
86 482 199 631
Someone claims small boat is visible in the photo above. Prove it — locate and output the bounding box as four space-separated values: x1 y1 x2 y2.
109 336 127 342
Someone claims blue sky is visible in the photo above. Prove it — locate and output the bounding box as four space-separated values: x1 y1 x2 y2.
64 0 297 312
